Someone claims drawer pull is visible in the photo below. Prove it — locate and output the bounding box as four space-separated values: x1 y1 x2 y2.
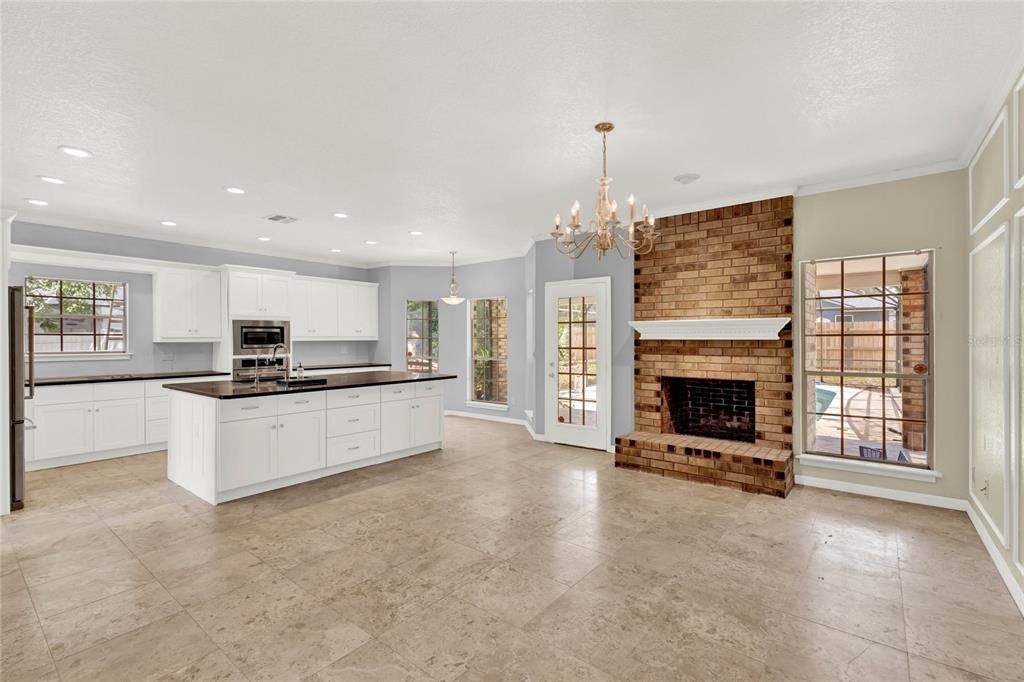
347 418 360 423
294 400 310 405
391 390 403 394
348 394 360 398
241 405 260 411
347 446 360 451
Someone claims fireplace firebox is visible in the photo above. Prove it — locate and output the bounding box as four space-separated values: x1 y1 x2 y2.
661 377 756 443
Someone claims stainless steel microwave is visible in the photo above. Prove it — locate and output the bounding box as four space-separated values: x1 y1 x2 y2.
232 319 290 356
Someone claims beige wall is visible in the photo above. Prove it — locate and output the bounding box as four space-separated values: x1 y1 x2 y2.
793 169 969 500
967 64 1024 609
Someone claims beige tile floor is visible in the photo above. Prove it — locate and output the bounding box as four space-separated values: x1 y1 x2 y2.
2 417 1022 681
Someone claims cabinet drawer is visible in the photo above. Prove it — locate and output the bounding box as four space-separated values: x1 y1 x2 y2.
146 396 169 421
33 384 94 406
380 383 414 402
145 380 169 398
146 419 168 444
414 381 445 398
219 396 277 422
326 385 380 408
94 381 146 401
326 431 379 467
326 403 380 437
276 391 326 415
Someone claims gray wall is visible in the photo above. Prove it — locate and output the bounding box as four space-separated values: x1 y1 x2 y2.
9 262 213 378
11 221 375 377
12 221 370 280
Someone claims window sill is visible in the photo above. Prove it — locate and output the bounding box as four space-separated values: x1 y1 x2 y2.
35 353 133 363
797 453 942 483
465 400 509 413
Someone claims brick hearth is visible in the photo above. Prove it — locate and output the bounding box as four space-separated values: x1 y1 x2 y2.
617 196 796 497
615 431 794 497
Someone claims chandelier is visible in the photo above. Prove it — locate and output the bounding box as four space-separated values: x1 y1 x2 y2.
550 122 659 260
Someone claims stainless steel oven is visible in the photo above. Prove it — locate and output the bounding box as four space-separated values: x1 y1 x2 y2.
232 319 290 356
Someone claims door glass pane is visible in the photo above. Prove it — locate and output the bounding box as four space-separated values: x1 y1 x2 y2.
556 295 598 427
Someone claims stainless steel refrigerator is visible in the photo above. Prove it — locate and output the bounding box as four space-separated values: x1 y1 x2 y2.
9 286 35 511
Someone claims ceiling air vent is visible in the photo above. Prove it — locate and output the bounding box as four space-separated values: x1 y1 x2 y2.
263 214 298 224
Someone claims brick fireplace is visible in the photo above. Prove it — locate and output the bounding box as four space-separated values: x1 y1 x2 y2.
615 196 795 497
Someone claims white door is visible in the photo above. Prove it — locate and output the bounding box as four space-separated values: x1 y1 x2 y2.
218 417 277 491
261 275 292 318
93 398 146 451
34 402 94 458
380 399 414 453
191 270 222 338
229 272 263 317
156 269 193 338
309 280 339 337
544 277 611 450
412 396 442 446
277 411 325 477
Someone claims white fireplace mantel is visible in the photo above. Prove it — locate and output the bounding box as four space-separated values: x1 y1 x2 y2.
628 317 791 341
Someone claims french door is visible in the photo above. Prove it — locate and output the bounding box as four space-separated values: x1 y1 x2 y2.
544 277 611 450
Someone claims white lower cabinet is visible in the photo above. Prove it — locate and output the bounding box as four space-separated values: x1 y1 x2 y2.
380 399 415 454
34 402 94 459
326 431 379 467
218 417 277 491
93 398 146 451
277 411 326 478
380 395 443 454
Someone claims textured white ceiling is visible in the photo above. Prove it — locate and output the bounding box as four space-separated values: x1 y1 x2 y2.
3 2 1022 266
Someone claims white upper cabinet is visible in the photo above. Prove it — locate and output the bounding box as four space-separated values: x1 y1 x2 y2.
290 277 340 339
338 282 379 339
153 268 222 341
228 270 292 319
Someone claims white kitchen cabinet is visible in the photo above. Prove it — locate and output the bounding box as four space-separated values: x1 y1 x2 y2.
153 268 222 341
380 399 415 454
34 402 94 459
412 396 443 446
326 431 379 467
218 417 277 491
228 270 292 319
338 282 379 339
290 278 340 339
93 398 146 451
277 411 325 478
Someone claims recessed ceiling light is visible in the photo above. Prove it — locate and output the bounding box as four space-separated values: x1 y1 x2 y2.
224 186 246 195
26 198 49 206
409 231 424 236
673 173 701 185
160 221 177 227
38 176 65 185
330 248 342 253
364 240 377 245
257 236 271 241
58 145 92 158
332 212 349 219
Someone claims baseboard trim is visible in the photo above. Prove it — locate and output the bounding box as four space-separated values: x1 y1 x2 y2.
27 443 166 471
444 410 528 427
795 475 968 511
967 504 1024 617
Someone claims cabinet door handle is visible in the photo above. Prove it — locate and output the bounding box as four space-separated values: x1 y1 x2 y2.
279 423 285 429
347 418 359 423
241 405 259 411
347 445 360 451
270 424 277 430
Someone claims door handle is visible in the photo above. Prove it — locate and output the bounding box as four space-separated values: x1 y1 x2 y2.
25 305 35 400
24 417 36 431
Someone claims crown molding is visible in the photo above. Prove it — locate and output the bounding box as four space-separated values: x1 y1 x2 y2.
794 159 964 197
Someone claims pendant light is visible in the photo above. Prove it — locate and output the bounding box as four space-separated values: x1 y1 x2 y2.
441 251 465 305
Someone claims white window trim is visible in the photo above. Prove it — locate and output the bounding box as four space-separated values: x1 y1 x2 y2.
464 400 510 412
798 453 942 483
35 352 134 363
466 296 509 409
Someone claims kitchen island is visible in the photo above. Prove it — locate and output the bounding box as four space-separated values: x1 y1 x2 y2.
164 371 456 504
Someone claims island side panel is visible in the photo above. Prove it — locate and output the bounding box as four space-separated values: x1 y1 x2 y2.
167 391 218 504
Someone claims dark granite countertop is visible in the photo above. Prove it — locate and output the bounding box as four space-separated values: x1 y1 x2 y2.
301 362 391 370
163 370 456 400
36 370 230 387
